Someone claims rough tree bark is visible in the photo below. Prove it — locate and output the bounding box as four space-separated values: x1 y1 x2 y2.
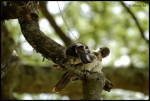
1 1 112 100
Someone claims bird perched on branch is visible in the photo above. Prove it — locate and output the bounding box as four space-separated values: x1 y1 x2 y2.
53 42 110 93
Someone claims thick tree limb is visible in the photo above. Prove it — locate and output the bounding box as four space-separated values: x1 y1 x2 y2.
1 50 19 78
120 1 149 44
82 72 106 100
15 1 68 65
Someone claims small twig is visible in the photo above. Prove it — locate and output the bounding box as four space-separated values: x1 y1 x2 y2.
1 50 19 78
120 1 149 44
103 79 113 92
57 1 78 40
39 2 72 46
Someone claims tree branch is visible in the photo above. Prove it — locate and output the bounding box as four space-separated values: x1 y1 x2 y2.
1 50 19 78
120 1 149 44
82 72 106 100
13 1 68 65
39 1 72 46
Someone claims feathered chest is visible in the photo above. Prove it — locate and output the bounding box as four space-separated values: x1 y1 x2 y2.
80 59 102 73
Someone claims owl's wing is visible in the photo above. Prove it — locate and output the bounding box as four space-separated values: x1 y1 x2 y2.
76 46 92 64
66 42 96 64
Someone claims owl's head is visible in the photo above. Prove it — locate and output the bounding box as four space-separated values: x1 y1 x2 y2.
98 46 110 58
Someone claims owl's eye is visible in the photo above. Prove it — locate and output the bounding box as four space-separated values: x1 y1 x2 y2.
85 46 89 49
100 47 103 51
